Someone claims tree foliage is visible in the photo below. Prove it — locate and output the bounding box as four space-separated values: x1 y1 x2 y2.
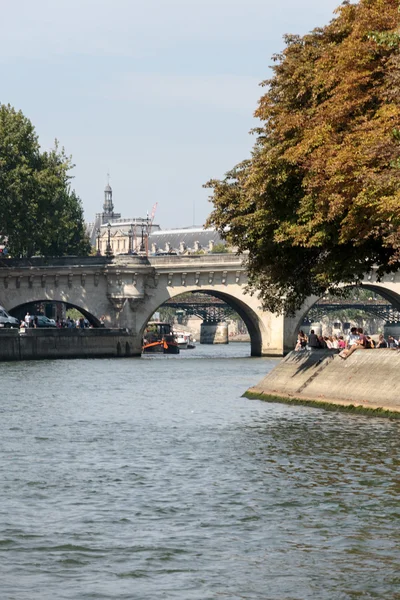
0 104 90 257
211 242 228 253
206 0 400 314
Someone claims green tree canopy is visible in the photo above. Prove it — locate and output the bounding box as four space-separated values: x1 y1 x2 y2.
206 0 400 314
0 104 90 257
211 242 228 253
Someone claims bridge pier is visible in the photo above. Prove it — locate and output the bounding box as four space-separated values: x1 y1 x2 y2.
200 321 229 345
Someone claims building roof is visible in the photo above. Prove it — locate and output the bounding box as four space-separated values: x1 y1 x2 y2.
148 227 224 251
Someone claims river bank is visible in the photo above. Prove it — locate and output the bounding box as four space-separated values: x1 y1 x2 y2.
0 328 251 361
0 328 140 360
245 349 400 417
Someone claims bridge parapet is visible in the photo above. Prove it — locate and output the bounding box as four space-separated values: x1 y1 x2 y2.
0 256 114 269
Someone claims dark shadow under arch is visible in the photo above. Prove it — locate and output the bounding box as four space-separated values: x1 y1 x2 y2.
147 289 264 356
8 300 101 327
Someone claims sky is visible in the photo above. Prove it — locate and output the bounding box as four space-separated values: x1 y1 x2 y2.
1 0 341 229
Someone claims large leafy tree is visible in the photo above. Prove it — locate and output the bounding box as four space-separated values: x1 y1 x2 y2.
206 0 400 314
0 104 90 257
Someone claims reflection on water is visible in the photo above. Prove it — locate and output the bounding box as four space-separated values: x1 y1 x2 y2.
0 343 399 599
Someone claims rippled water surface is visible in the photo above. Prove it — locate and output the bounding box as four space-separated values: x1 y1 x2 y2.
1 343 399 599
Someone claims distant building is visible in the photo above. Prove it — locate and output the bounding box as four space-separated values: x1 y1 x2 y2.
148 227 225 255
86 181 227 256
86 182 161 255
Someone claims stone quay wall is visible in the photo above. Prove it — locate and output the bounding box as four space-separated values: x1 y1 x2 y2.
0 328 141 361
246 349 400 415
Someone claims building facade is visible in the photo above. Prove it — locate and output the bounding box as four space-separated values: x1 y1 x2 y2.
86 182 226 256
86 183 161 255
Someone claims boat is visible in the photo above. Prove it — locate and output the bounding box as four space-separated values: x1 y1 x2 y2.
142 322 180 354
176 333 188 349
174 330 196 350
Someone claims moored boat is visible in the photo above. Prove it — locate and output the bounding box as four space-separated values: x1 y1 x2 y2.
174 330 196 350
142 322 180 354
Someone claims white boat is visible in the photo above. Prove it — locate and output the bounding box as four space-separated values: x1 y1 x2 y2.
174 331 196 349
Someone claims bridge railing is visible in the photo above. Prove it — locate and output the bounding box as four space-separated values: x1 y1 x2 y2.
0 253 246 270
147 254 245 267
0 256 114 269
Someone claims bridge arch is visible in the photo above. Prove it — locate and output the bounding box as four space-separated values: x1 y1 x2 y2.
7 299 102 327
136 287 268 356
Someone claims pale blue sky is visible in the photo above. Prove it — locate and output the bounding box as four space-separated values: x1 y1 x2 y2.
2 0 340 228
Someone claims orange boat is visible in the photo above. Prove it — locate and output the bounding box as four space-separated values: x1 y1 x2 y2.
142 322 180 354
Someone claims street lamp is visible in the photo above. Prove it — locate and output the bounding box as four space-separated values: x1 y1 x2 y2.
96 228 101 256
128 224 134 254
105 222 113 256
139 221 145 253
139 213 150 255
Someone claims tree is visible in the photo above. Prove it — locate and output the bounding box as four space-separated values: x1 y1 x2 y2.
211 242 228 253
0 104 90 257
206 0 400 314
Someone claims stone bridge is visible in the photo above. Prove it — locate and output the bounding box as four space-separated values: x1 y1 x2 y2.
1 254 400 356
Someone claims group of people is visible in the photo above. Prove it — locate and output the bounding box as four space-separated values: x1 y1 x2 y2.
21 312 38 328
295 327 399 359
55 317 91 329
21 312 91 329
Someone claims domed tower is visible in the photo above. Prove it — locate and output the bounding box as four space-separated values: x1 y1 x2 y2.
103 182 114 216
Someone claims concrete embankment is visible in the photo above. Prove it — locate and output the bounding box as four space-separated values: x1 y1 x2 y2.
245 349 400 417
0 328 141 361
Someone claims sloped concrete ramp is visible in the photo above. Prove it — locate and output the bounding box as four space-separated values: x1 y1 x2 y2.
247 349 400 414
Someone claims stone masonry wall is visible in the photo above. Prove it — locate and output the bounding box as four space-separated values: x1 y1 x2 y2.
0 329 142 361
247 349 400 413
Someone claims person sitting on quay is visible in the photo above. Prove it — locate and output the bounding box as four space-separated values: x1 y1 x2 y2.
376 334 388 348
346 326 359 349
295 330 308 351
366 335 375 348
324 335 339 349
308 329 320 349
387 335 399 349
339 327 369 359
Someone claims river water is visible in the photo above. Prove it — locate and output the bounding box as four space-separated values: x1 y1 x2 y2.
1 343 399 599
